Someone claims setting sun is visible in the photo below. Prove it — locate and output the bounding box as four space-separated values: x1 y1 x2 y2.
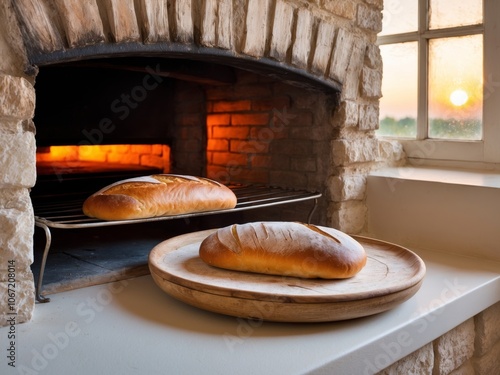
450 89 469 107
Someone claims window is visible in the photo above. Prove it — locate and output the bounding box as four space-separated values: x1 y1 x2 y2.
377 0 500 166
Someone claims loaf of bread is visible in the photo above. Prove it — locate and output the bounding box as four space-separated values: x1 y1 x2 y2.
199 221 366 279
82 174 237 220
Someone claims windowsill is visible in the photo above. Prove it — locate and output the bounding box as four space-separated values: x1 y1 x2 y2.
370 165 500 190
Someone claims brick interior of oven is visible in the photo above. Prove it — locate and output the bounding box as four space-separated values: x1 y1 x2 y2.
31 58 334 296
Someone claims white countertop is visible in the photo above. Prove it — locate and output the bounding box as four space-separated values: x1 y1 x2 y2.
1 247 499 375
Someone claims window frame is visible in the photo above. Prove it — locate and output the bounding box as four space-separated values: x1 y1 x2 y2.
377 0 500 168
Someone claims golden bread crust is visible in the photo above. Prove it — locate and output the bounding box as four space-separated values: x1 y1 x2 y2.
82 174 237 220
199 222 367 279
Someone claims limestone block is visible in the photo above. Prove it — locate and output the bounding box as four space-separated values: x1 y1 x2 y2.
365 44 383 69
102 0 141 43
328 174 366 201
0 74 35 119
361 66 383 99
357 3 383 33
359 103 380 130
12 0 65 53
329 28 355 84
434 319 475 375
243 0 269 57
473 340 500 375
474 301 500 355
135 0 170 43
0 188 34 265
377 342 434 375
174 0 194 43
329 200 367 234
0 118 30 134
331 137 379 166
449 361 475 375
0 1 30 77
333 100 358 128
0 278 34 326
0 123 36 188
0 262 33 285
217 0 233 49
54 0 105 47
292 8 314 70
231 0 247 51
341 37 366 101
201 0 217 46
269 0 294 61
323 0 357 20
378 139 406 162
311 20 335 76
365 0 384 10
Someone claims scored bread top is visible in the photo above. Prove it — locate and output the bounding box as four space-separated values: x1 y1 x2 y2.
82 174 237 220
199 221 367 279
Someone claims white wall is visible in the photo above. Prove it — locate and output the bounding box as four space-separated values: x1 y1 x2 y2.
365 167 500 262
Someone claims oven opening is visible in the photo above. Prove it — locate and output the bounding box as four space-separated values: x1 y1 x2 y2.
31 57 332 301
2 0 385 324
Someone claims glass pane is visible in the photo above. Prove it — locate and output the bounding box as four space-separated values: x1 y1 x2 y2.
378 42 418 138
380 0 418 36
429 0 482 29
428 35 482 140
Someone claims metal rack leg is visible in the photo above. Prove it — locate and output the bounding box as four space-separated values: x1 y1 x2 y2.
307 198 319 224
34 222 52 303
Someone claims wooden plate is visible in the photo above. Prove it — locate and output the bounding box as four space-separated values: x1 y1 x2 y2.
148 228 426 322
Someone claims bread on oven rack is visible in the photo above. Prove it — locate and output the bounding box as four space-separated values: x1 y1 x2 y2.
83 174 237 221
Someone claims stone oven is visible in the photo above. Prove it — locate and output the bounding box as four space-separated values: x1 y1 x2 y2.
0 0 405 326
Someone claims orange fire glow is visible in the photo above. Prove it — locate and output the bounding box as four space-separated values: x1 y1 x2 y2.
36 144 171 172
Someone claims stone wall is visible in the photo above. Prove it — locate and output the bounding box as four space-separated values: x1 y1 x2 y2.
377 301 500 375
0 2 36 326
8 0 391 232
0 0 396 325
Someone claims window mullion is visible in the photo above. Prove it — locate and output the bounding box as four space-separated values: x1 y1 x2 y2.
417 38 428 140
377 32 419 45
483 0 500 162
422 24 483 39
417 0 429 140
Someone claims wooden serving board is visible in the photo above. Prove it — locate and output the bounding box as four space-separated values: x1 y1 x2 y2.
148 228 426 322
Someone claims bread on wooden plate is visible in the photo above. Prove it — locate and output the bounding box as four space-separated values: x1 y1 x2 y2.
199 221 367 279
83 174 237 221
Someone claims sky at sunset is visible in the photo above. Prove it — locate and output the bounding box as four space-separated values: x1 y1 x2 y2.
379 0 483 122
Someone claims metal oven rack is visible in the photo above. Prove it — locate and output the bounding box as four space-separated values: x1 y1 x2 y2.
33 184 321 303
